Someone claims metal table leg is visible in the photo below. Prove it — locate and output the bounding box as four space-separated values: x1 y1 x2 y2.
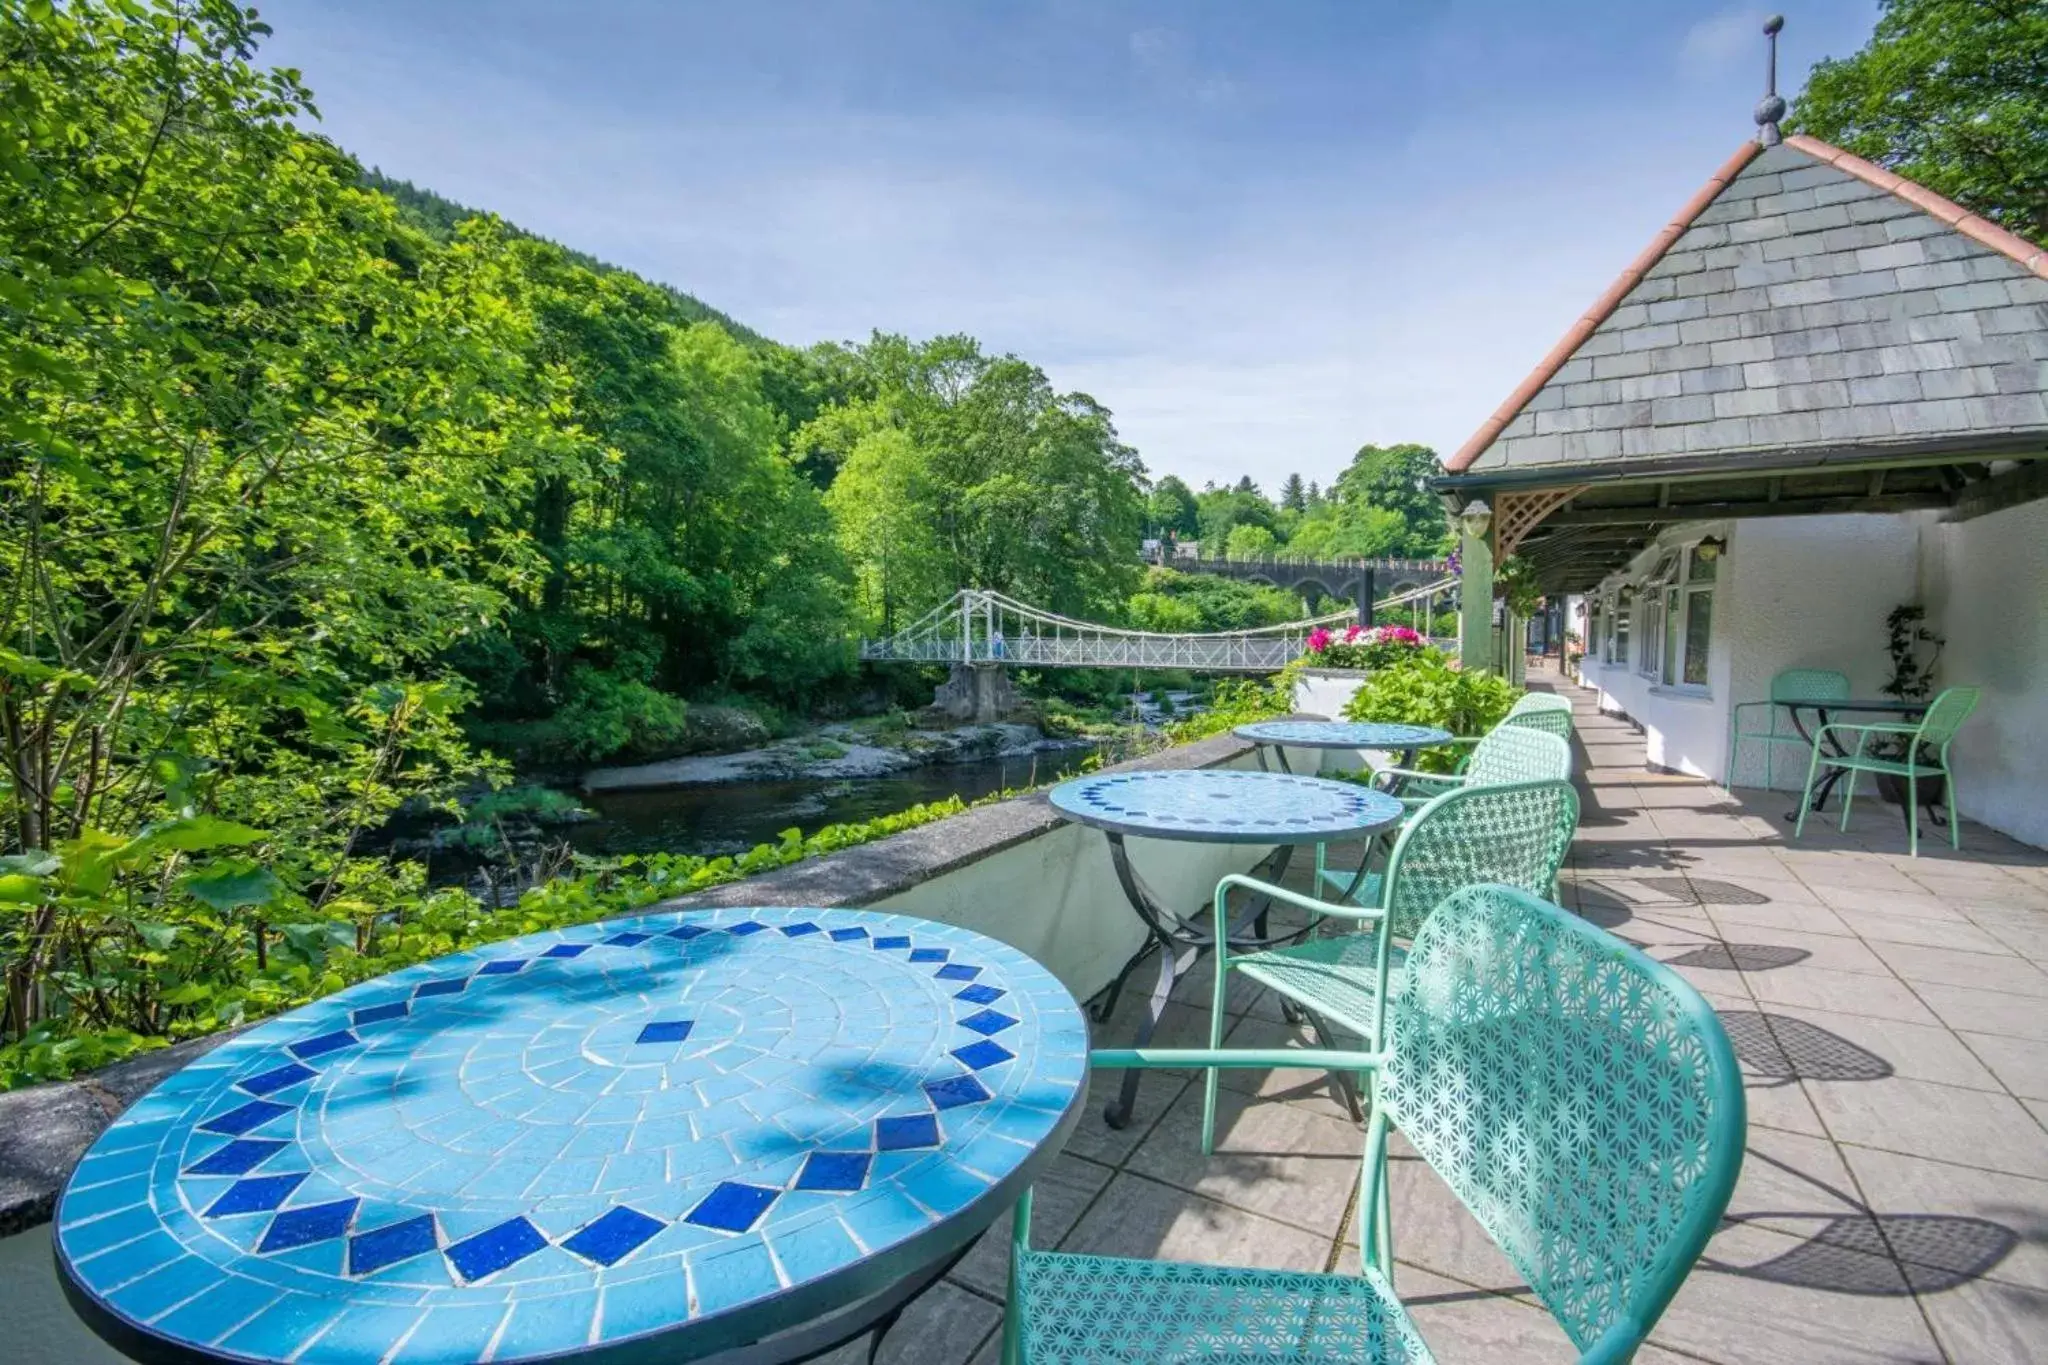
1097 834 1305 1129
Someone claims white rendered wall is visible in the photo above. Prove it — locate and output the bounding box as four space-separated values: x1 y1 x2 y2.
1925 497 2048 849
1577 515 1923 787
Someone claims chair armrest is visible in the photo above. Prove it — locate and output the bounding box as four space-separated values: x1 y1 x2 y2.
1214 873 1387 924
1373 766 1460 787
1091 1047 1386 1071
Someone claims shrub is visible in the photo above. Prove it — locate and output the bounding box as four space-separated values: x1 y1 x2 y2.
1340 651 1521 772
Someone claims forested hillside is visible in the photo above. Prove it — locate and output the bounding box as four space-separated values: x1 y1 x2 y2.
1144 443 1452 565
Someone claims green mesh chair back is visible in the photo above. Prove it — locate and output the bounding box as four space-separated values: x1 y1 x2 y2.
1381 779 1579 943
1502 705 1574 741
1508 691 1576 722
1770 668 1851 704
1464 725 1572 787
1914 685 1980 748
1378 884 1745 1361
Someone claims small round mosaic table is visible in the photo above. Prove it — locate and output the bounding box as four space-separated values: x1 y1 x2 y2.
1233 720 1454 775
54 907 1086 1365
1047 769 1404 1127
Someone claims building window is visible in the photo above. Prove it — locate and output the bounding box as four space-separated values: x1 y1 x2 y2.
1678 542 1718 686
1638 553 1675 678
1607 590 1631 665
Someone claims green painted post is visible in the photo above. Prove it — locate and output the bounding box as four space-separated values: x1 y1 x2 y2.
1458 527 1494 672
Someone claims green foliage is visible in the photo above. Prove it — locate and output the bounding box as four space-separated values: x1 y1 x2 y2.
1340 652 1522 772
1224 524 1281 560
1126 569 1303 632
1195 486 1277 550
0 794 975 1090
822 334 1145 631
1789 0 2048 243
1163 674 1293 745
1880 603 1945 702
1285 444 1451 560
1145 474 1201 540
551 668 690 762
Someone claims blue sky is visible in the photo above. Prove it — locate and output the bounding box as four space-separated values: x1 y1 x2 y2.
257 1 1879 491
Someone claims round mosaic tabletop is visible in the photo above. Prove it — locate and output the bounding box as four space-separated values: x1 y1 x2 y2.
1048 768 1405 844
54 907 1086 1365
1233 720 1454 751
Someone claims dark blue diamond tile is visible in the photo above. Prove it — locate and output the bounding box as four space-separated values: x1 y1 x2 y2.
728 922 768 937
445 1216 548 1283
237 1062 315 1097
635 1020 694 1045
542 944 590 959
684 1182 778 1234
780 922 821 938
477 959 526 976
561 1207 665 1267
186 1139 287 1177
871 935 911 951
957 1009 1019 1037
934 964 982 982
205 1172 307 1218
951 1040 1014 1071
874 1114 941 1151
199 1099 294 1136
259 1198 358 1253
666 925 710 941
414 978 467 999
923 1074 993 1110
908 948 948 963
794 1152 871 1192
954 984 1005 1005
351 1001 409 1027
604 932 652 946
288 1029 358 1060
348 1214 438 1275
829 927 868 942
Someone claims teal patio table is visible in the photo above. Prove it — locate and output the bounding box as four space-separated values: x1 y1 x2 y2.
1048 769 1403 1128
54 907 1085 1365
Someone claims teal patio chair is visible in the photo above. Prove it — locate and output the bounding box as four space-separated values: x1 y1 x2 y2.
1005 884 1746 1365
1363 723 1573 811
1224 778 1579 1140
1794 685 1980 856
1726 668 1850 789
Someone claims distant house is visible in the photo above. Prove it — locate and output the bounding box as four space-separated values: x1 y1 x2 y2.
1436 129 2048 847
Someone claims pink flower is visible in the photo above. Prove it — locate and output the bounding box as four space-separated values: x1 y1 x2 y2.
1306 628 1332 653
1343 624 1363 642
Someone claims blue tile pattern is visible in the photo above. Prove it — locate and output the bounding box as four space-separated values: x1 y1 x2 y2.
1233 719 1454 750
1048 768 1404 844
55 906 1086 1364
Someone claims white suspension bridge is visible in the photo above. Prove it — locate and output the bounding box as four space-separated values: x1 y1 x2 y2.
858 578 1460 674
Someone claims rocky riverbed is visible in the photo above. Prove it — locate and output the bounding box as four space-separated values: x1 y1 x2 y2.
582 721 1085 793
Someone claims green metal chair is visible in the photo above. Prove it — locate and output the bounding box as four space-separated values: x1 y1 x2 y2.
1005 884 1746 1365
1406 692 1576 785
1725 668 1850 790
1366 724 1573 810
1794 685 1981 856
1225 778 1580 1141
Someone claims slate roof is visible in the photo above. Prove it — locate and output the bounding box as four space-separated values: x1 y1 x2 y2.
1448 137 2048 476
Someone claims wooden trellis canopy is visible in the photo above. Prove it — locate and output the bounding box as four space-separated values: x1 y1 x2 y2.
1490 486 1586 558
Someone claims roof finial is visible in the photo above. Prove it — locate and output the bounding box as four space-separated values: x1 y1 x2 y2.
1755 15 1787 146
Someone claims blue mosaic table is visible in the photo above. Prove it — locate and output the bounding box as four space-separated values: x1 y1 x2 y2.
54 907 1086 1365
1233 720 1453 775
1047 770 1403 1126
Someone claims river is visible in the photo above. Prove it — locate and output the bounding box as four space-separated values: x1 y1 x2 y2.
563 746 1101 859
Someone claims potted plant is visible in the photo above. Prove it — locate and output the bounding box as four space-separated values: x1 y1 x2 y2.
1873 604 1944 808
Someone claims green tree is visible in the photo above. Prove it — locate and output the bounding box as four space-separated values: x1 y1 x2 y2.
1279 472 1308 512
1147 474 1201 539
816 334 1145 626
1224 524 1281 560
1196 486 1277 551
1790 0 2048 243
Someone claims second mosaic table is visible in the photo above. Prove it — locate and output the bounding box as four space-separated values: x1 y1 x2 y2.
1233 719 1454 776
1048 768 1405 1127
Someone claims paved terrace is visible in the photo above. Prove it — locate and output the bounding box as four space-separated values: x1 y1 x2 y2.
842 668 2048 1365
